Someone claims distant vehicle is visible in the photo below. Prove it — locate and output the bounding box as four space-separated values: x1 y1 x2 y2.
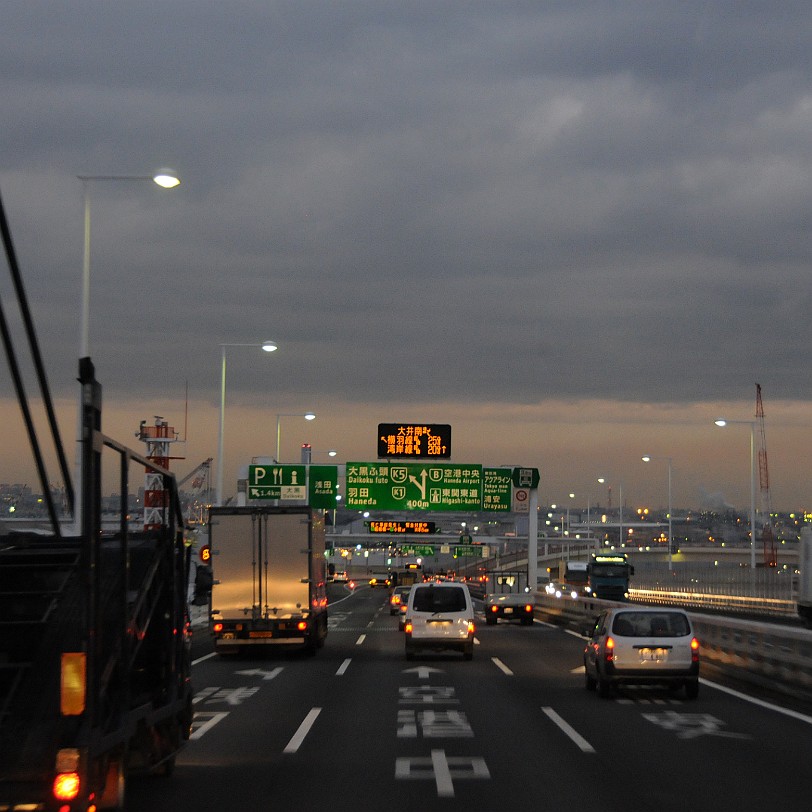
331 570 349 583
390 585 412 629
404 582 475 660
368 572 391 588
583 607 700 699
483 571 535 625
546 581 579 600
585 553 634 600
390 585 411 615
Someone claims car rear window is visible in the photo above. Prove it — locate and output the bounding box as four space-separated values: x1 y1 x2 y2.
413 586 468 613
612 612 690 637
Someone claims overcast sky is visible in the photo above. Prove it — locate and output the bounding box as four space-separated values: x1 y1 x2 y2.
3 1 812 511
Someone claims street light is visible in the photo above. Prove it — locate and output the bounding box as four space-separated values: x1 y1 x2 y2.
714 418 757 570
642 455 673 570
216 341 278 505
74 170 181 533
276 413 316 463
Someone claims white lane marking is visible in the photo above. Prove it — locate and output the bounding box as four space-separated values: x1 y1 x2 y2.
564 628 586 639
491 657 514 676
189 711 228 740
283 707 322 754
192 651 218 666
542 706 596 753
700 678 812 725
474 637 481 645
356 634 366 645
432 748 455 797
336 658 352 676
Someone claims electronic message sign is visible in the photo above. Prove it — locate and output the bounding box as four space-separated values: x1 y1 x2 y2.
377 424 451 459
346 462 481 511
366 520 438 534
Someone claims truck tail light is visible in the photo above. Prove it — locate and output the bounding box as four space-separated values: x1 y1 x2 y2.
60 653 86 716
212 622 223 633
297 621 308 632
490 605 498 613
53 748 81 801
691 637 700 662
524 604 533 613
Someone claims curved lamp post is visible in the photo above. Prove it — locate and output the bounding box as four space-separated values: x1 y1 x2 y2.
216 341 278 505
714 419 757 570
642 455 673 570
276 413 316 463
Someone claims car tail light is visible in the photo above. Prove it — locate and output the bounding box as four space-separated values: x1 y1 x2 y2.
605 636 615 662
691 637 700 662
524 604 533 613
467 621 475 634
404 621 413 634
490 605 499 613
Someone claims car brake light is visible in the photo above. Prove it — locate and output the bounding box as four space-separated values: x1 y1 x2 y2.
524 604 533 613
467 621 475 634
691 637 700 661
404 621 413 634
490 605 498 613
605 636 615 662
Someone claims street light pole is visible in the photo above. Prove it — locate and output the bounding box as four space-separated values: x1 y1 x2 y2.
714 419 757 570
216 341 278 506
642 455 673 570
275 412 316 463
74 171 180 532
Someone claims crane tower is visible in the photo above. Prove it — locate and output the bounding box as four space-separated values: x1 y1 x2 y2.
755 384 778 567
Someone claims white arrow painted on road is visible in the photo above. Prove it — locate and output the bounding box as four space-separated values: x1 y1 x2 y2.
402 666 444 679
235 667 284 681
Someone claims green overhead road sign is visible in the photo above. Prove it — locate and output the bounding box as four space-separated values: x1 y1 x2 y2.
511 467 540 489
453 545 484 558
346 462 483 511
483 468 513 511
248 464 307 500
308 465 338 509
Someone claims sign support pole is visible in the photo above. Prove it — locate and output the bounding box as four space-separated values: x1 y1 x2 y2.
528 486 539 592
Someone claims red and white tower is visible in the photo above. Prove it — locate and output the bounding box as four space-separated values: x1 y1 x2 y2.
137 416 184 531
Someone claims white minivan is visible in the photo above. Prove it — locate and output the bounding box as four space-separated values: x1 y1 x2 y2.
404 582 475 660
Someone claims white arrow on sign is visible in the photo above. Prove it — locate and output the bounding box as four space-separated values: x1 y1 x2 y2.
402 666 444 679
235 667 284 681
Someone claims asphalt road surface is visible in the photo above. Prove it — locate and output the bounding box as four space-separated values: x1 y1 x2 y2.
128 585 811 812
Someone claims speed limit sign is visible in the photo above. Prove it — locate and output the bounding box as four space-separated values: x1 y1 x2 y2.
513 487 529 512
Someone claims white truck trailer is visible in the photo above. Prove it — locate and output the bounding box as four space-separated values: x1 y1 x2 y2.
208 506 328 654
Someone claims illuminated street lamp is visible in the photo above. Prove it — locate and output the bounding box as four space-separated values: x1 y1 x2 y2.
74 170 181 533
641 455 673 570
714 419 757 570
216 341 278 505
276 413 316 462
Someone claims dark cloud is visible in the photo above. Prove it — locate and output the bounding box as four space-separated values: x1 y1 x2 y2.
4 0 812 416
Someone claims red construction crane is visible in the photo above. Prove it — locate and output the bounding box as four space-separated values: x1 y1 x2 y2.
755 384 778 567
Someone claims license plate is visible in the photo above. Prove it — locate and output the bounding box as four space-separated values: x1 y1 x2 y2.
249 631 274 638
638 647 668 662
504 607 513 614
428 619 451 625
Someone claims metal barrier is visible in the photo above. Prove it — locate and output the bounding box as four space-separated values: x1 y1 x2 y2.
534 592 812 699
